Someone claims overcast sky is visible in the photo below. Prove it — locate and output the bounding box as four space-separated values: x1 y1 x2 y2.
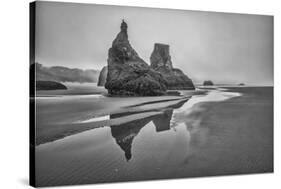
35 1 273 85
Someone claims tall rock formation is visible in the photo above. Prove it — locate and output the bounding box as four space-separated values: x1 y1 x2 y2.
97 66 108 86
105 20 167 96
150 43 195 90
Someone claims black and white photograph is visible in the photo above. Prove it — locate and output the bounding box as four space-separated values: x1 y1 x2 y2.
29 1 273 187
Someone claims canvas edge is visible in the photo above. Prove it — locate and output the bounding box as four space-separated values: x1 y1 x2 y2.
29 1 36 187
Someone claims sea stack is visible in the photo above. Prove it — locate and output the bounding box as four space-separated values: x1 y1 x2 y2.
203 80 214 86
105 20 167 96
97 66 108 86
150 43 195 90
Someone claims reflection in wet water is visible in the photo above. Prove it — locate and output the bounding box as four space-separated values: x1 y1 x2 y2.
109 99 188 161
110 116 149 161
110 109 174 161
104 89 241 162
108 90 241 162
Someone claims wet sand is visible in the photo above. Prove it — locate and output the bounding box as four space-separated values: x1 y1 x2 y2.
35 94 195 145
35 86 273 187
175 87 273 177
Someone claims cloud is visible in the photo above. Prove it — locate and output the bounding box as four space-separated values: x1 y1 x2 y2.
35 1 273 85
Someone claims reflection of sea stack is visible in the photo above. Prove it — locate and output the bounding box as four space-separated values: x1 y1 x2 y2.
150 43 195 90
97 66 108 86
111 125 136 161
110 97 189 160
153 109 173 132
105 20 167 96
110 113 151 161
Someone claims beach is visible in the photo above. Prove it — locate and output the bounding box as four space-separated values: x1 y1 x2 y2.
34 85 273 186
